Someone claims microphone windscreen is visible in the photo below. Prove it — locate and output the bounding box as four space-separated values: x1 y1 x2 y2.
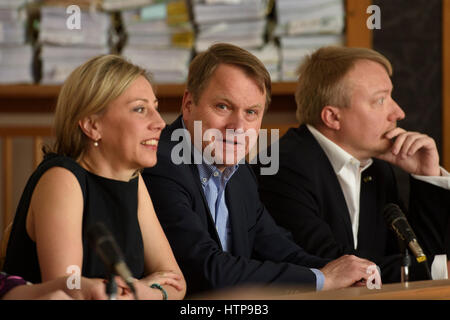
87 222 109 246
87 223 139 297
383 203 404 226
87 222 123 268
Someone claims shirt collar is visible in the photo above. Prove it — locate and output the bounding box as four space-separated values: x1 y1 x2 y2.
306 124 373 174
197 161 238 186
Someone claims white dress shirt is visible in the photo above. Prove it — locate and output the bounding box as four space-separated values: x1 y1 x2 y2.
307 124 449 279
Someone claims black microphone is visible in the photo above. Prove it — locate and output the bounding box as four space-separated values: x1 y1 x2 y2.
383 203 427 264
87 222 137 298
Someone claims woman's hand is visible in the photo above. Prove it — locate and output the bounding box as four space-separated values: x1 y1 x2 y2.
109 272 184 300
141 271 184 291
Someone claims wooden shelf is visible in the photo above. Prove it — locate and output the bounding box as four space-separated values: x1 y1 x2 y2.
0 82 299 113
0 82 297 97
0 84 60 98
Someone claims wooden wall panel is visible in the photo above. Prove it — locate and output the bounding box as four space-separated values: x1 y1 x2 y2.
346 0 373 48
443 0 450 169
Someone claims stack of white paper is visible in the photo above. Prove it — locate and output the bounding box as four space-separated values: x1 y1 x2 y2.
192 0 269 52
39 4 112 84
0 44 34 84
121 0 193 83
41 45 109 84
0 0 28 7
102 0 155 11
248 43 280 82
39 6 110 46
275 0 345 81
275 0 344 35
122 46 191 83
280 34 343 81
0 0 34 83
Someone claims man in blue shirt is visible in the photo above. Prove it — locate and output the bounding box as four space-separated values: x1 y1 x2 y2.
142 43 377 296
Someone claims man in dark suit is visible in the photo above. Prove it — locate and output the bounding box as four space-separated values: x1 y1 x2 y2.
142 43 378 296
256 46 450 283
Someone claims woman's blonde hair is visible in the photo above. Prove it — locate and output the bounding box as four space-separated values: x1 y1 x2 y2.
47 54 152 159
295 46 392 125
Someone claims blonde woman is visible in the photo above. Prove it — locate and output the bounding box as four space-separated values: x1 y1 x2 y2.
3 55 186 300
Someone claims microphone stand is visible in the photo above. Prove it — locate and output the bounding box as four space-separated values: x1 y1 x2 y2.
399 239 410 284
106 273 118 300
401 248 411 284
399 239 433 283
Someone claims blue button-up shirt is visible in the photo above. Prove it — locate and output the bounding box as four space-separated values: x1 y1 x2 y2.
196 160 238 252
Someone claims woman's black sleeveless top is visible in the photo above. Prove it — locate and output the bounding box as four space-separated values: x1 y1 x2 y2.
3 153 144 283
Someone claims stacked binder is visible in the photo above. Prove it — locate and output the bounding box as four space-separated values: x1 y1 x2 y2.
0 0 350 85
0 0 34 83
102 0 154 11
248 43 280 82
121 0 193 83
39 1 112 84
275 0 345 81
191 0 269 53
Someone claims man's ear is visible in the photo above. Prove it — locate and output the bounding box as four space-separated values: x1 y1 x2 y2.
181 90 194 121
78 114 102 141
182 90 194 113
320 105 341 130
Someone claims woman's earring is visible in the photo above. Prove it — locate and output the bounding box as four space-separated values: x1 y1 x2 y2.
94 140 99 147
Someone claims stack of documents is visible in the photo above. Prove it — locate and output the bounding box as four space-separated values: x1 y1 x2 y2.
279 34 343 81
102 0 155 11
40 45 110 84
39 2 112 84
121 0 193 83
122 46 191 83
275 0 345 81
191 0 269 52
275 0 344 35
0 0 34 83
248 43 280 82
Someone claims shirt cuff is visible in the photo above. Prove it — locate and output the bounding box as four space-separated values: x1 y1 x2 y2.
310 268 325 291
431 254 448 280
411 167 450 190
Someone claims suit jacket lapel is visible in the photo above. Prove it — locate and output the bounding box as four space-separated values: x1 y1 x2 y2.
300 125 355 247
357 165 378 250
168 116 223 248
322 161 355 247
225 168 250 257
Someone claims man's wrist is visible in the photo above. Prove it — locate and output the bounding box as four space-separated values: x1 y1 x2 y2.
310 268 325 291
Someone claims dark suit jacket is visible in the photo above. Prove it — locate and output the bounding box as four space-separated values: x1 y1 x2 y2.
142 117 329 296
255 125 450 283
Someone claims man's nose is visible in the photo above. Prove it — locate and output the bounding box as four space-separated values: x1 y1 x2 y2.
228 112 245 131
389 100 405 121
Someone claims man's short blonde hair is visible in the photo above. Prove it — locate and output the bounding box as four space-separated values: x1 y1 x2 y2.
295 46 392 125
187 43 271 109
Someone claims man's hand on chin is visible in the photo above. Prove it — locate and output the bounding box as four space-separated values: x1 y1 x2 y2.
376 127 441 177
